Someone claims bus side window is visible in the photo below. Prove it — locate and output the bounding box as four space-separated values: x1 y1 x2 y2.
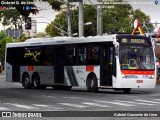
77 46 86 65
66 46 76 65
87 45 99 65
44 48 54 66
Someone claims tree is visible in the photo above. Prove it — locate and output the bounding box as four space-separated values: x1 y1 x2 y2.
45 3 152 37
0 0 65 30
0 0 38 29
103 3 153 33
36 32 47 38
46 5 97 37
0 31 13 63
41 0 64 11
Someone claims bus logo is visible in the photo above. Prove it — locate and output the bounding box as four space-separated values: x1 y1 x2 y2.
24 48 41 62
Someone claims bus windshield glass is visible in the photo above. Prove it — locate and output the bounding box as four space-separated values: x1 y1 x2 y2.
119 46 154 70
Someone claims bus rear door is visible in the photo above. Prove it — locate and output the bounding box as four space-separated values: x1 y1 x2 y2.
54 46 65 85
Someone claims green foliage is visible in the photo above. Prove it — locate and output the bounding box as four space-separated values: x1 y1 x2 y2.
21 34 27 42
46 5 97 37
36 32 47 38
0 0 38 29
0 31 13 62
41 0 64 11
15 34 27 42
45 3 153 37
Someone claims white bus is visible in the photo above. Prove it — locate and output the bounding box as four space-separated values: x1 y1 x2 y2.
5 34 156 93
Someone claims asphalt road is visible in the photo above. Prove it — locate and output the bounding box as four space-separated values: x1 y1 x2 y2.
0 73 160 120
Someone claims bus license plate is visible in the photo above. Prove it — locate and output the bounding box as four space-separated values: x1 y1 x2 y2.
136 80 143 83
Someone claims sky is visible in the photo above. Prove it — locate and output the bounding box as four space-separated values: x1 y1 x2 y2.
0 0 160 33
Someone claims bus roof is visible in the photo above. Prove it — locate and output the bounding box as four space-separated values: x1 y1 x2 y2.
6 35 117 48
6 34 149 48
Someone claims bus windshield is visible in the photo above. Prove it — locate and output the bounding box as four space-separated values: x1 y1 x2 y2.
119 46 155 70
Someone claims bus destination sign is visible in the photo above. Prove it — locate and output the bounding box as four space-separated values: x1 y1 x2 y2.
121 38 146 44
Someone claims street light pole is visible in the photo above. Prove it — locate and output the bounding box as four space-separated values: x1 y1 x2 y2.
79 0 84 37
97 1 103 35
67 0 72 37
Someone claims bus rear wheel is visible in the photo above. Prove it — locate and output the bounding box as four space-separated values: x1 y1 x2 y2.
32 74 41 89
123 88 131 94
87 75 98 92
22 73 32 89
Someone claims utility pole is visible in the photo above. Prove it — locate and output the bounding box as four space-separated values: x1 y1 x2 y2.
79 0 84 37
67 0 72 37
97 1 103 35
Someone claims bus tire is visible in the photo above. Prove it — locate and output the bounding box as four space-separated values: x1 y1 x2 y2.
22 73 32 89
87 74 98 92
123 88 131 94
32 73 41 89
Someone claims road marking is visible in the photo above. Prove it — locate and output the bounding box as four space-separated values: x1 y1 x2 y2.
33 104 50 107
114 100 155 106
0 107 9 110
134 99 160 104
58 103 88 108
42 95 56 99
93 100 135 106
63 97 83 99
82 102 111 107
6 103 37 109
153 99 160 101
33 104 64 110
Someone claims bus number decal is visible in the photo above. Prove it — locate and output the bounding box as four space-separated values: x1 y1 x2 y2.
28 66 34 71
86 66 94 72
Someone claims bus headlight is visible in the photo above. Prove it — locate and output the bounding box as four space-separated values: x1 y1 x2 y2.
150 75 155 79
143 75 155 79
121 74 126 78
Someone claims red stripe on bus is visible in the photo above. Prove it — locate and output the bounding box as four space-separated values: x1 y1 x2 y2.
86 66 94 72
121 70 154 75
28 66 34 71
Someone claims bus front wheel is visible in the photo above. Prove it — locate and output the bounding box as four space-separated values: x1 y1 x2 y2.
22 73 32 89
87 75 98 92
123 88 131 94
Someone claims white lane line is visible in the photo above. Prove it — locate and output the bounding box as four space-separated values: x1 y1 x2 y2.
93 100 135 106
153 99 160 101
134 100 160 104
63 97 83 99
82 102 111 107
58 103 88 108
0 107 9 110
114 100 155 106
42 95 56 99
33 104 50 107
6 103 37 109
33 104 64 110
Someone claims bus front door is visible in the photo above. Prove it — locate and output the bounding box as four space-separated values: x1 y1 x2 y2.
54 46 65 85
100 45 114 86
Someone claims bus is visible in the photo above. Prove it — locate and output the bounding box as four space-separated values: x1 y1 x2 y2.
5 34 156 93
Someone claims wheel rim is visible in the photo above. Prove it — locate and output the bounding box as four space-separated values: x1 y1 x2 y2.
33 77 39 87
24 77 30 86
91 79 94 88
